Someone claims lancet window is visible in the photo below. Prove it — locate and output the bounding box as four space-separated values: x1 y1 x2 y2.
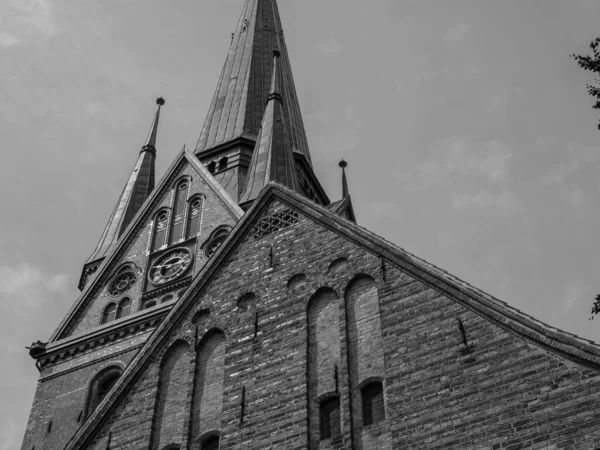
169 180 189 245
186 196 203 240
152 210 169 252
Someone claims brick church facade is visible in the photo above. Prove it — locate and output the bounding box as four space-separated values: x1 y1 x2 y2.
21 1 600 449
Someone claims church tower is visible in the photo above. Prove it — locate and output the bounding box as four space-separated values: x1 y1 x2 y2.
21 1 600 449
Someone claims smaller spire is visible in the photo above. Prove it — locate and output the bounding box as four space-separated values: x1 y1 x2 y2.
143 97 165 152
239 49 300 204
339 159 349 198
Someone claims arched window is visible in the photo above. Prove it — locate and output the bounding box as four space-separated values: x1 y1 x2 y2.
101 303 117 324
204 227 230 258
152 210 169 252
319 397 341 440
142 299 157 310
169 180 189 245
116 298 131 319
160 294 174 304
362 381 385 426
218 157 228 171
202 435 220 450
86 366 122 419
186 197 202 240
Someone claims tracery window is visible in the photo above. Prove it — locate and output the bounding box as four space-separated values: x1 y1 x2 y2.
186 196 202 240
169 180 189 245
101 303 117 324
116 298 131 319
152 210 169 252
362 381 385 426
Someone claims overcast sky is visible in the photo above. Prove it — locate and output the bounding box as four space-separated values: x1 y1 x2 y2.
2 0 600 447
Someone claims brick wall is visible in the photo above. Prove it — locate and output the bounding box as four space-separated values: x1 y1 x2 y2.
62 200 600 449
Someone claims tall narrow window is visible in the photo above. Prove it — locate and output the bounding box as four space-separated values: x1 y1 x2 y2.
319 397 341 440
85 366 122 419
116 298 131 319
192 331 226 444
152 342 191 450
169 180 189 245
101 303 117 324
186 197 202 239
152 211 169 252
202 436 220 450
362 382 385 426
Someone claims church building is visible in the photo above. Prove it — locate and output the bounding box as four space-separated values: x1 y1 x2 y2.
21 0 600 448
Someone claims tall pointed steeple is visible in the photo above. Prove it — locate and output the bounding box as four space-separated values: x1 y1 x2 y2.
78 98 162 290
239 50 300 204
194 0 329 205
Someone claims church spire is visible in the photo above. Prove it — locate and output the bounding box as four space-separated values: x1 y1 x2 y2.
195 0 312 164
143 97 165 152
78 98 162 290
339 159 349 198
239 50 300 204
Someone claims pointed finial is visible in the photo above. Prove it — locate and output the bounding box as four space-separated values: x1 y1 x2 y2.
143 97 165 151
339 160 349 198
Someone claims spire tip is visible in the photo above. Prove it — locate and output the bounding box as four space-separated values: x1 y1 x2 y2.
156 97 165 106
339 159 348 169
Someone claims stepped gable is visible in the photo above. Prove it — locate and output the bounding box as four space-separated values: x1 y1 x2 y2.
49 148 243 342
195 0 311 167
62 182 600 449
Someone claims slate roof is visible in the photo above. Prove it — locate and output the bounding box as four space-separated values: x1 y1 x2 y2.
194 0 312 167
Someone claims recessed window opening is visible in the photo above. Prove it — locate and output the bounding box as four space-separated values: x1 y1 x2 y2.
362 382 385 426
319 397 341 440
202 435 220 450
116 298 131 319
160 294 174 304
142 300 157 310
101 303 117 324
152 210 169 252
186 196 203 239
207 161 216 174
218 156 228 171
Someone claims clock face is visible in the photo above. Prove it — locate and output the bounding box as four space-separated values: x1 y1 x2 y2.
148 249 192 285
108 271 136 296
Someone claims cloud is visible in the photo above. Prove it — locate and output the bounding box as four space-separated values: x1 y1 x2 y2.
444 23 470 42
316 37 342 55
0 0 57 46
531 141 598 188
453 189 522 214
0 262 69 321
417 138 512 188
0 31 19 47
